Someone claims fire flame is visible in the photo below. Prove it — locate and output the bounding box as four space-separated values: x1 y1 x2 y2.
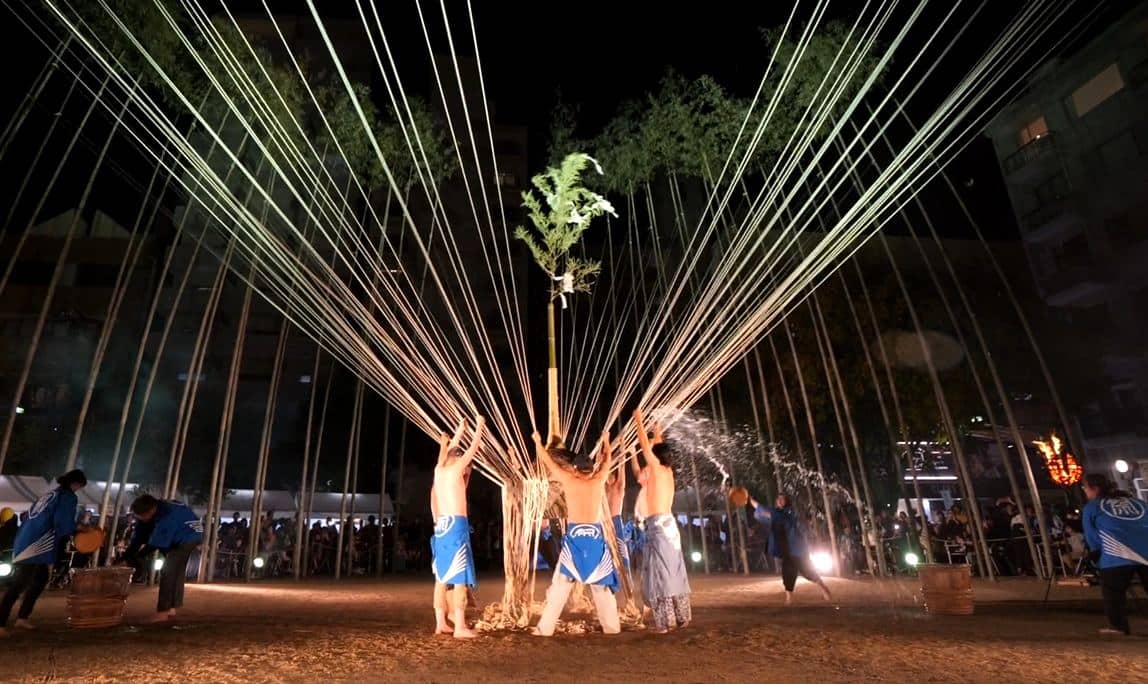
1033 431 1082 487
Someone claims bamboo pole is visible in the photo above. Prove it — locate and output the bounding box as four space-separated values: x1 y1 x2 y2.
0 72 80 236
293 347 323 580
852 262 934 562
808 301 876 576
904 223 1046 577
0 76 114 474
165 240 235 498
0 37 72 160
245 318 290 581
346 387 364 576
782 318 840 570
879 234 993 579
301 359 335 576
65 158 162 471
334 380 365 580
377 403 391 578
767 336 817 512
199 280 252 582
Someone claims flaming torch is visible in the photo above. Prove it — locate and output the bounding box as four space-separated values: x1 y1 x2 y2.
1033 432 1082 487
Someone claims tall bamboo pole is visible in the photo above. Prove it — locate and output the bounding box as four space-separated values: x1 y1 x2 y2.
199 280 253 581
904 223 1046 577
245 318 290 580
301 360 335 576
165 240 235 498
768 336 818 516
0 76 115 474
838 269 926 562
334 380 364 580
852 262 934 561
879 234 993 579
0 37 72 160
377 404 391 578
65 159 161 471
808 300 879 576
783 318 839 569
293 347 323 580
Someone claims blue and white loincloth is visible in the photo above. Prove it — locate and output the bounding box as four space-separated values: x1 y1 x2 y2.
432 515 476 587
641 514 691 601
611 515 631 570
558 523 619 592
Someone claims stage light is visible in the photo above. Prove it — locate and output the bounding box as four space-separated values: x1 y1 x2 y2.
905 552 920 567
689 551 702 563
1115 459 1129 474
15 406 24 415
0 562 12 577
153 558 164 571
810 551 833 575
253 557 266 569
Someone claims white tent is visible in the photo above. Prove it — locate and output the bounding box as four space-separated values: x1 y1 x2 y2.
0 475 392 521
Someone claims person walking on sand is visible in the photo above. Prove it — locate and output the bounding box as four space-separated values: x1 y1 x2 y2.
430 416 484 639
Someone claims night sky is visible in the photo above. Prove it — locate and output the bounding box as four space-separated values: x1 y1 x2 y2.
0 1 1133 239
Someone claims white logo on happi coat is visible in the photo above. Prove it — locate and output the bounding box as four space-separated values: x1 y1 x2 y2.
1101 498 1146 521
568 524 601 540
434 515 457 537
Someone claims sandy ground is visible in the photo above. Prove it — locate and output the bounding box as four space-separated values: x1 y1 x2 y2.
1 573 1146 683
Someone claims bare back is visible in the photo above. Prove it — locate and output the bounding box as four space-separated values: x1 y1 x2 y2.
555 471 607 524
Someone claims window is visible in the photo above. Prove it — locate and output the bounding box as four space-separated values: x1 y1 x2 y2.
1071 63 1124 116
1016 116 1049 146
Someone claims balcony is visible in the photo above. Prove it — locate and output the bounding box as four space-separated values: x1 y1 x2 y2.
1003 133 1057 183
1019 195 1085 244
1041 261 1110 307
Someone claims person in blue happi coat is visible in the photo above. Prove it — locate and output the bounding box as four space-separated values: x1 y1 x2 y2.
0 469 87 637
124 494 203 622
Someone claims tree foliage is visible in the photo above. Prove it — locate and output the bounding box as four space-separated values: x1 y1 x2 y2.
514 153 616 295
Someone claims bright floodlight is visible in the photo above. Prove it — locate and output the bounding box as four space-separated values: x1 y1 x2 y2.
689 551 702 563
905 552 920 567
253 557 266 569
0 562 12 577
810 551 833 575
1115 459 1129 474
15 406 24 415
153 558 164 571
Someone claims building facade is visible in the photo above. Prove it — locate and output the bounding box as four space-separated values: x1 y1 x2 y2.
986 3 1148 485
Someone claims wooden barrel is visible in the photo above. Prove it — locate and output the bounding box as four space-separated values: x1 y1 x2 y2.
67 595 129 629
918 564 974 615
69 567 134 597
67 567 134 629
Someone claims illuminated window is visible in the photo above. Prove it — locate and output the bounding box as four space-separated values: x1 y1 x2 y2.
1071 64 1124 116
1016 116 1049 146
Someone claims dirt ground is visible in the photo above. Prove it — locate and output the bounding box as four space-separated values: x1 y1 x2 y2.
2 573 1147 683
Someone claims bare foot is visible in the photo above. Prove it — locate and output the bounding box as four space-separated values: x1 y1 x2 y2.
676 621 690 630
435 623 454 635
148 612 171 624
13 619 34 631
452 626 478 639
820 586 832 602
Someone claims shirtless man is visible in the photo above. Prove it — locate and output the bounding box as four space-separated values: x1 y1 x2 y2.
607 451 629 573
533 430 620 636
634 409 691 633
430 416 484 638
